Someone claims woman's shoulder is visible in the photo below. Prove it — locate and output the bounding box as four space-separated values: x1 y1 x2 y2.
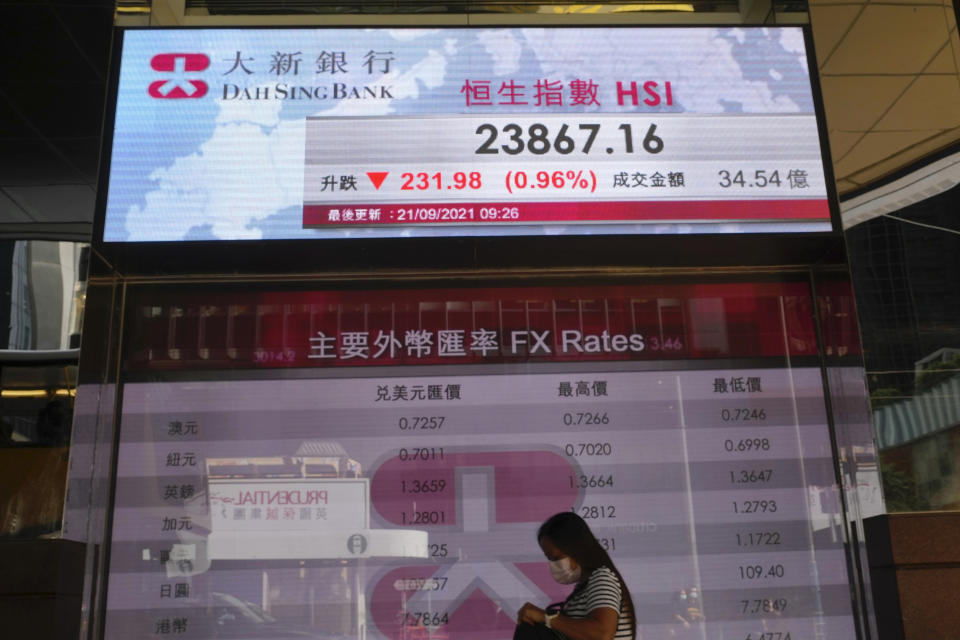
586 566 618 586
572 566 622 609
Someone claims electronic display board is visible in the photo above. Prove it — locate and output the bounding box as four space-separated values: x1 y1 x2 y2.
101 27 833 242
96 282 862 639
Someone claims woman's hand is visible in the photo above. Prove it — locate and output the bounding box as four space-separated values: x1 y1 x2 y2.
517 602 546 625
547 607 619 640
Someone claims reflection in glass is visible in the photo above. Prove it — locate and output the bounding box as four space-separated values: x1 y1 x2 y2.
0 240 87 351
845 186 960 512
0 363 77 537
86 282 869 639
0 240 87 539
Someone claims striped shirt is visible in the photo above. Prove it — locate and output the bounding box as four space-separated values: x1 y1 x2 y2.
561 566 633 639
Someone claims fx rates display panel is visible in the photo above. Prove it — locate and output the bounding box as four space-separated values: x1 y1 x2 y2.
102 27 832 242
101 283 859 639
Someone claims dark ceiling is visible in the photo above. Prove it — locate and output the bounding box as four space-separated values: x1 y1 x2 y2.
0 0 114 239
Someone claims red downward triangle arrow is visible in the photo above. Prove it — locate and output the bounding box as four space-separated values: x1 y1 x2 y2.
366 172 389 190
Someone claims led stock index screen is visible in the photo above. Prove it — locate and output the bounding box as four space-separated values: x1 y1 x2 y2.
102 28 832 241
102 283 858 639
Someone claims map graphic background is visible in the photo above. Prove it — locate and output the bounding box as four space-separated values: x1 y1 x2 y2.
103 27 821 242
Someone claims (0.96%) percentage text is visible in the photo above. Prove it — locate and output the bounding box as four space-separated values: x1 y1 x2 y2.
505 169 598 194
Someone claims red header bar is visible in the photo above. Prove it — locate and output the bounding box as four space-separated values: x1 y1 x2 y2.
124 282 841 372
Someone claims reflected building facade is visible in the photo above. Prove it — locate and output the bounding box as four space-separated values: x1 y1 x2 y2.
846 179 960 511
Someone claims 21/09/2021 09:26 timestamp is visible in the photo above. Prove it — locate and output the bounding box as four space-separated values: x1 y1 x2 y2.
392 207 519 222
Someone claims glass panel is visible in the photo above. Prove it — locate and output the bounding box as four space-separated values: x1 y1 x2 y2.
0 240 86 538
845 185 960 512
0 364 77 538
0 240 87 352
81 280 865 639
0 364 77 446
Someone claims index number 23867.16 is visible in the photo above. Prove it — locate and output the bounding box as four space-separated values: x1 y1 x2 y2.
475 123 663 155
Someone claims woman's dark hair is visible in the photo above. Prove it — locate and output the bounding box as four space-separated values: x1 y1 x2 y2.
538 512 636 639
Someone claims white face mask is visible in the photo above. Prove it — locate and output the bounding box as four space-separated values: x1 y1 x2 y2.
549 557 582 584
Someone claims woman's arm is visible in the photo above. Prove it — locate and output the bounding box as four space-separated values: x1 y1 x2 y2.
516 603 618 640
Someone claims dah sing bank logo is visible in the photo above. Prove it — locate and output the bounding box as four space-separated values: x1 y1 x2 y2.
148 53 210 99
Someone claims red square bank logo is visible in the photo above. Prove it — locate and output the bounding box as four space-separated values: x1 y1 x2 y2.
148 53 210 99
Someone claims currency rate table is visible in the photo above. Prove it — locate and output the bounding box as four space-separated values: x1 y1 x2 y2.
104 363 855 639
